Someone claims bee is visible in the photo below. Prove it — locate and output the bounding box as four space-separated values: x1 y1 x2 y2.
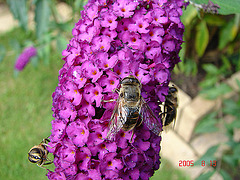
106 75 162 141
161 86 178 128
28 138 53 169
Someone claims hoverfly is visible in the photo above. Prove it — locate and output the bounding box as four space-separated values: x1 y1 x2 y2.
28 138 53 169
161 86 178 128
106 75 162 141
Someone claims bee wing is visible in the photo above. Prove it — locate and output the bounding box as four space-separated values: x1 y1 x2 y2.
106 99 128 140
140 97 162 136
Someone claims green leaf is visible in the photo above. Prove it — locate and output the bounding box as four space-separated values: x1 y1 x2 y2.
219 18 238 50
6 0 28 31
200 83 232 99
196 171 215 180
202 64 219 75
74 0 87 12
191 0 240 15
195 145 219 166
231 120 240 129
223 99 239 117
211 0 240 15
30 55 39 68
199 76 218 89
203 14 225 26
223 155 237 167
38 44 50 65
181 4 198 26
195 20 209 57
56 35 68 53
0 45 6 63
219 169 232 180
195 112 218 134
221 56 232 72
34 0 51 39
236 79 240 90
233 143 240 159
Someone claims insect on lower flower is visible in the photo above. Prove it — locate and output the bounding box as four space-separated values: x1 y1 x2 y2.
28 138 53 170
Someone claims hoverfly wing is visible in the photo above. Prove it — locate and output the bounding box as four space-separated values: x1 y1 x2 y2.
106 99 128 140
140 97 162 136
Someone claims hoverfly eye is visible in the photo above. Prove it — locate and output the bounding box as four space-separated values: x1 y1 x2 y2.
169 87 177 93
33 155 41 159
120 93 123 97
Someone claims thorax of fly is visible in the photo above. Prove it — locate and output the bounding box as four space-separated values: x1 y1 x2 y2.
120 84 141 107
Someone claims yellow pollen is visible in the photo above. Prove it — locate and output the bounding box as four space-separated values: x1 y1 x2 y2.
121 8 126 12
116 70 121 75
110 80 115 85
80 78 83 81
108 161 113 166
104 64 109 68
97 133 102 139
108 20 113 23
74 89 78 94
149 31 154 36
101 144 106 149
71 151 75 154
81 130 85 135
94 91 99 96
92 70 97 75
132 38 137 43
138 24 143 28
100 46 104 50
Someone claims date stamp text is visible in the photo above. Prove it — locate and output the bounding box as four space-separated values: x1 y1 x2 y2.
178 160 217 167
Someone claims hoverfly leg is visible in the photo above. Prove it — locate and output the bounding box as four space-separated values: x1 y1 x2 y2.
37 163 47 170
112 88 119 93
130 129 134 143
41 138 51 147
44 160 53 165
102 99 117 102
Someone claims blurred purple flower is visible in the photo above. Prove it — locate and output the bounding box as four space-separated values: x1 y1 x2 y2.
48 0 187 179
14 46 37 71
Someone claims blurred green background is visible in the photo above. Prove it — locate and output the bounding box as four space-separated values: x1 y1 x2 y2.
0 28 62 179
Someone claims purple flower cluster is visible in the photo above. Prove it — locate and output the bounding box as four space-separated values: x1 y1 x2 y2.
14 46 37 71
48 0 186 179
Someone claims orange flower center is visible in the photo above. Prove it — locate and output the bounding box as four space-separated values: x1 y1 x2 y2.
108 161 113 166
81 130 85 135
94 91 99 96
132 37 137 43
92 70 97 75
110 80 115 85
